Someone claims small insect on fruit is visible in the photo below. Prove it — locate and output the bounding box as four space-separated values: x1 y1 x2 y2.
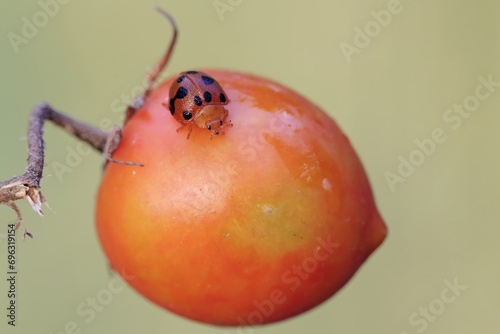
165 70 232 139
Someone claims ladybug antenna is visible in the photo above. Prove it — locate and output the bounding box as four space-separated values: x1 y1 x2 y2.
145 7 178 96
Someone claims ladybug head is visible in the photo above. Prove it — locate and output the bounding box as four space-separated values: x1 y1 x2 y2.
206 119 224 136
192 104 232 137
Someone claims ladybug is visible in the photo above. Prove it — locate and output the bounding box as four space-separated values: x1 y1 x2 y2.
124 8 233 140
165 70 232 139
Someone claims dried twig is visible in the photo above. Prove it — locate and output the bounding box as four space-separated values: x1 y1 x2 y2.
1 7 177 228
0 103 108 219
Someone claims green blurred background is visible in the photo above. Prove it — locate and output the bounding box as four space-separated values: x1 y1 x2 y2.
1 1 499 333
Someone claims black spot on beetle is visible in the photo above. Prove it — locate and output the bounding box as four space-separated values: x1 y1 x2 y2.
176 75 185 83
169 98 176 115
201 75 215 85
183 110 192 120
220 93 226 103
176 86 188 99
204 91 212 102
186 70 198 74
194 96 202 106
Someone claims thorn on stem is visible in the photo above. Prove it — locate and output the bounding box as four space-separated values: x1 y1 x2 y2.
105 156 145 167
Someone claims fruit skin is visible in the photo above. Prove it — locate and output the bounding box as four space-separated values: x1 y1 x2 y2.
95 69 387 326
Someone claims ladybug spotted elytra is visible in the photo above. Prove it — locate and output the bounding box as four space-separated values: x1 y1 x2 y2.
124 8 233 140
165 70 232 139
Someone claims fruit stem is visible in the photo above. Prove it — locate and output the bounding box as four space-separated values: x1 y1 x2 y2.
0 7 176 227
124 7 178 124
0 102 109 222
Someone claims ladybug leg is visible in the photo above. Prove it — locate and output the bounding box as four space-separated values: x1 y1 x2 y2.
104 126 144 166
176 123 193 139
176 123 187 133
220 120 234 134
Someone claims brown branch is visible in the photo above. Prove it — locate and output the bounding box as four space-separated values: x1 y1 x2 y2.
1 6 175 224
144 7 178 96
124 7 178 124
0 102 108 217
